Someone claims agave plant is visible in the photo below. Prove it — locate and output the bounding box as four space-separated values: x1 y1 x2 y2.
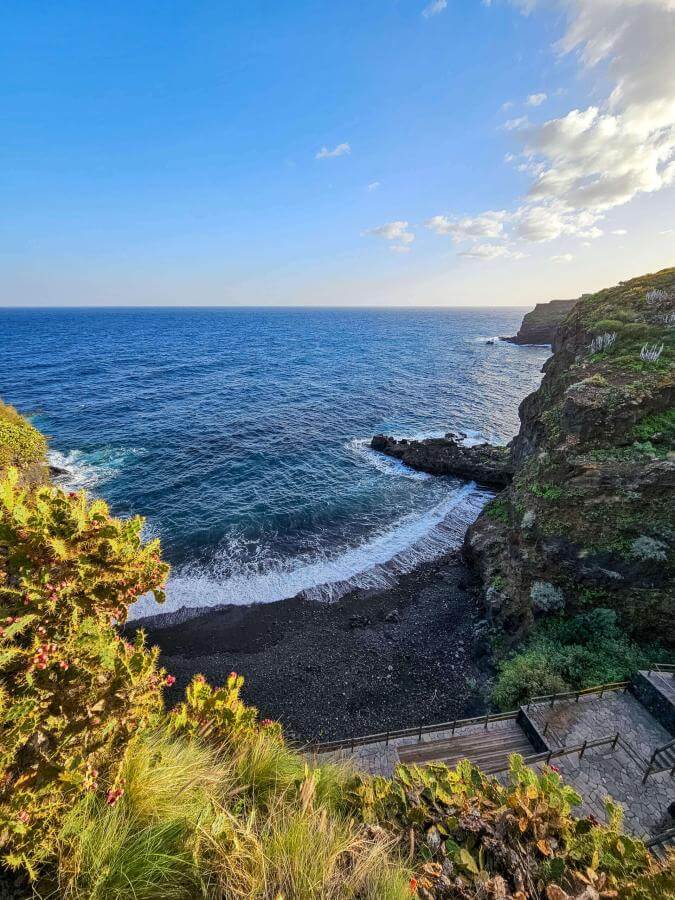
590 332 616 354
640 342 664 362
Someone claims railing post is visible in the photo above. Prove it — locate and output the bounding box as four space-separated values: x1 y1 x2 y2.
550 693 555 709
351 735 354 752
418 723 422 742
543 722 550 737
599 686 604 699
612 732 619 750
385 730 389 747
452 719 456 735
546 750 553 765
579 740 587 759
484 712 489 730
575 691 580 703
642 764 652 785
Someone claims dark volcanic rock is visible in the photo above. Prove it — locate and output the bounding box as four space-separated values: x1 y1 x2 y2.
371 434 513 487
48 464 69 478
501 298 578 346
136 553 490 743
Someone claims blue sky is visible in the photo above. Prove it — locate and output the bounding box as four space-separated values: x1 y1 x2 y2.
2 1 674 306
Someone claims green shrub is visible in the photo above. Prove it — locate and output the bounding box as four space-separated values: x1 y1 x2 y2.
530 482 564 501
484 497 509 523
620 322 653 341
633 408 675 446
0 468 170 873
493 609 664 709
492 648 568 708
591 319 625 334
0 402 47 482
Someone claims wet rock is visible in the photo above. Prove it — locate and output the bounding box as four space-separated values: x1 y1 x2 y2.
370 434 513 487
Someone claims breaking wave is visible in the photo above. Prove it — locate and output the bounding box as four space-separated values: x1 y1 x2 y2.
129 482 492 620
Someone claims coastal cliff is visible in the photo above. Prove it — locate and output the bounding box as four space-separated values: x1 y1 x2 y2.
501 297 578 345
466 268 675 643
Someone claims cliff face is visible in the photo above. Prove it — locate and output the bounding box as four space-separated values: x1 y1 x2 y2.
501 298 578 346
466 268 675 644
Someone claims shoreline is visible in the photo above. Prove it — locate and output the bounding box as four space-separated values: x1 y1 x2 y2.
132 549 493 743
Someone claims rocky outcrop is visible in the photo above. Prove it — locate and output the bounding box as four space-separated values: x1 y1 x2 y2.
466 268 675 645
501 298 578 346
371 434 513 487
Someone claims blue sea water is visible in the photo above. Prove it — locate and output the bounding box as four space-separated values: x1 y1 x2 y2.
0 307 549 619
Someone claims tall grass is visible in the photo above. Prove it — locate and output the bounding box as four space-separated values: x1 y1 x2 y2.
55 728 412 900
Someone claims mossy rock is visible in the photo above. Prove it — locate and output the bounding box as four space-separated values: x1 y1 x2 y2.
0 401 48 483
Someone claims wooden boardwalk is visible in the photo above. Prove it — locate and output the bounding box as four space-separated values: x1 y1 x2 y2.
398 720 532 773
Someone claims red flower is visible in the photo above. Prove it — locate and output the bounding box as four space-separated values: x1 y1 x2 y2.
165 675 176 686
106 788 124 806
549 764 560 773
261 719 274 727
409 877 418 896
18 810 30 824
229 671 238 679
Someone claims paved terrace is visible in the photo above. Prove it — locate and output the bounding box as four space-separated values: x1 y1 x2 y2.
314 677 675 840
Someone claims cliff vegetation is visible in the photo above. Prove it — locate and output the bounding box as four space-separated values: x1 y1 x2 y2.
465 268 675 703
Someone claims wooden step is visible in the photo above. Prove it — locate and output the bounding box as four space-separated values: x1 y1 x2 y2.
400 733 529 764
399 722 534 772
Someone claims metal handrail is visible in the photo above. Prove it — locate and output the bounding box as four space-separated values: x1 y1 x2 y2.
526 681 629 709
647 663 675 674
489 733 621 775
645 826 675 849
308 671 669 756
308 708 520 753
642 736 675 782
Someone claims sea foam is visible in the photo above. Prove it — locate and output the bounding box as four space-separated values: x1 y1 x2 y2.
128 482 492 620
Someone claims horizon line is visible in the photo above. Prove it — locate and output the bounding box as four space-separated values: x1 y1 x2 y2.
0 303 533 311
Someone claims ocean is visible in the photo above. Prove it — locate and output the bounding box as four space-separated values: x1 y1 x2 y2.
0 307 549 619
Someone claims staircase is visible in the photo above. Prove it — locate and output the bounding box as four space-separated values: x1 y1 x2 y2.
648 737 675 776
646 828 675 864
398 721 533 774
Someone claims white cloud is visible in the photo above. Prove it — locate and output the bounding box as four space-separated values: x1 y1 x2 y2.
611 228 627 235
426 0 675 256
422 0 447 17
367 181 381 192
514 202 604 242
315 142 351 160
426 210 507 241
459 243 525 260
519 1 675 215
501 101 515 113
550 253 574 262
503 115 530 131
365 220 415 252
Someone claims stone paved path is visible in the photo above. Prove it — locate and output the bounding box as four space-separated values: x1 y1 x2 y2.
314 685 675 838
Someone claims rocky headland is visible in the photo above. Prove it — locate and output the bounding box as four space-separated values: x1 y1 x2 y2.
370 433 512 487
375 269 675 647
501 297 578 345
